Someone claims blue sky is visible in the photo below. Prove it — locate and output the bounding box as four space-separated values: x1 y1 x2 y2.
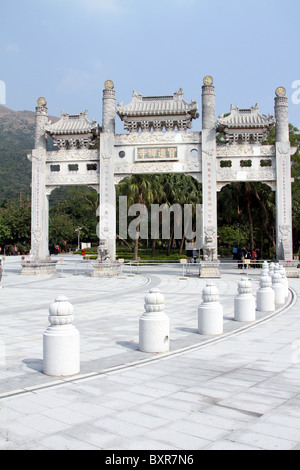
1 0 300 131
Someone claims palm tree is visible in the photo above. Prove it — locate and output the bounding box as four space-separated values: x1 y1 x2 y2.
117 175 156 260
162 174 202 255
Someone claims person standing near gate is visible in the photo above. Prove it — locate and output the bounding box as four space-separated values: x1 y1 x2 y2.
251 249 258 267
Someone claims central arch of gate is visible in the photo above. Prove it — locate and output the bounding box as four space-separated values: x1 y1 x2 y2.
26 77 296 277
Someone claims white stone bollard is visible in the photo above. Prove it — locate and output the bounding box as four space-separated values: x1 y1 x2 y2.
269 262 275 277
256 274 275 312
43 296 80 377
198 282 223 335
261 261 270 278
139 289 170 353
234 278 256 322
272 272 286 306
279 265 289 299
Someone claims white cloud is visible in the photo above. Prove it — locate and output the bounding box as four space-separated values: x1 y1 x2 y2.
58 68 91 93
6 42 20 53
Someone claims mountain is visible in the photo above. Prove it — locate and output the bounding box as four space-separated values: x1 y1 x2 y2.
0 105 16 117
0 106 58 204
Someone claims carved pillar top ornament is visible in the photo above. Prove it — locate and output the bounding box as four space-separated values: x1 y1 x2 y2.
202 76 215 130
35 97 49 150
275 87 289 143
102 80 116 134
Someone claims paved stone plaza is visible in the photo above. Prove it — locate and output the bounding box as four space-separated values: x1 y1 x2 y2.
0 255 300 450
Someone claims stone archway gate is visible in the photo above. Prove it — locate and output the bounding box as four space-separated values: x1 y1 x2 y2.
25 78 297 276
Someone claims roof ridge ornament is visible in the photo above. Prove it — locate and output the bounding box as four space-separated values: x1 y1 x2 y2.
132 90 143 101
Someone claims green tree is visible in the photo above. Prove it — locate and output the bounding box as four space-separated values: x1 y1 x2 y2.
0 196 31 252
49 211 77 248
162 174 202 255
51 186 99 245
117 175 156 260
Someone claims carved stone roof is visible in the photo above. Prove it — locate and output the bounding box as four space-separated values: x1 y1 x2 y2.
218 104 274 130
217 104 275 144
116 89 198 132
45 110 98 150
45 110 98 136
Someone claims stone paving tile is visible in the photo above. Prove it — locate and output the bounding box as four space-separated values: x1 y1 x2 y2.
63 423 127 450
32 432 100 450
203 404 259 423
115 410 170 429
14 412 72 435
0 257 299 450
187 409 248 432
224 430 298 451
106 437 179 450
0 420 45 447
138 403 191 422
245 420 300 443
144 427 210 450
168 418 228 441
204 440 261 450
93 416 149 439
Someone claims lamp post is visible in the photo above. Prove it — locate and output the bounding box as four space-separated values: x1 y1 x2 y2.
75 227 82 251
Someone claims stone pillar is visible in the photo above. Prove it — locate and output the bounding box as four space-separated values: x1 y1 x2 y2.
201 76 218 267
30 98 50 261
43 296 80 377
234 278 256 322
99 80 117 262
275 88 289 143
274 87 293 261
198 282 223 335
139 289 170 353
